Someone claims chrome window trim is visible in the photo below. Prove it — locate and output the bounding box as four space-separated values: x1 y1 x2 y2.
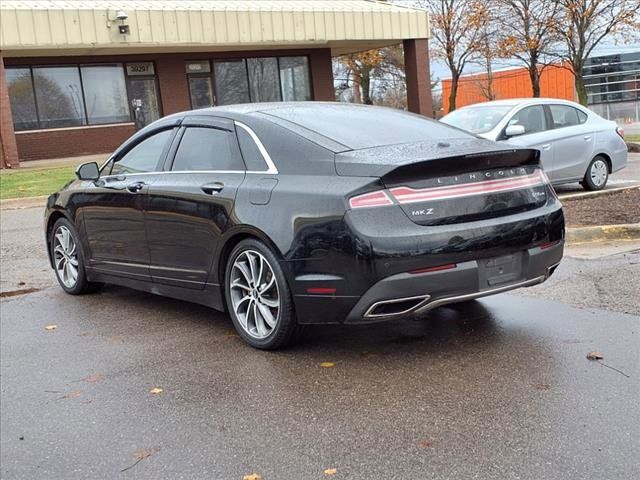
234 120 278 174
98 120 279 179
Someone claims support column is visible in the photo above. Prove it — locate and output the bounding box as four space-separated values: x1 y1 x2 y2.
403 38 433 117
0 55 19 168
309 48 335 101
155 55 191 115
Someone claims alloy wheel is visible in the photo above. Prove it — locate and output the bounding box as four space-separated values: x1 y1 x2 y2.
590 159 608 187
53 225 79 288
229 250 280 339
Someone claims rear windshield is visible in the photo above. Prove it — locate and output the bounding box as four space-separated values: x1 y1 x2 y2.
441 105 514 133
261 104 471 150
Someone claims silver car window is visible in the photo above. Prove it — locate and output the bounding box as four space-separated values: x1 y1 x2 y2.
507 105 547 134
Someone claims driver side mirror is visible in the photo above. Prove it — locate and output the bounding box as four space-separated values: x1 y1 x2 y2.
505 125 526 137
76 162 100 181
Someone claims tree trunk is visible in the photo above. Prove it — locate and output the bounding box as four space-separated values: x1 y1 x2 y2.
352 72 362 103
529 64 541 97
361 71 372 105
574 69 588 106
448 73 459 112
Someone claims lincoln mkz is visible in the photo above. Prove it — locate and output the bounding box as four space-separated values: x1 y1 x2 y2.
45 103 564 349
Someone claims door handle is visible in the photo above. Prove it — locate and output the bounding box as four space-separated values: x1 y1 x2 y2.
201 182 224 195
583 135 592 141
127 181 146 193
541 144 551 150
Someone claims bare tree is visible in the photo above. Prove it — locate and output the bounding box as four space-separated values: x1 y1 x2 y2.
420 0 490 111
556 0 639 105
496 0 562 97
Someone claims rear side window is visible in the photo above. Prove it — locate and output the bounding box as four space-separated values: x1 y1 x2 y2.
508 105 546 134
172 127 243 171
111 129 173 175
236 126 268 171
549 105 585 128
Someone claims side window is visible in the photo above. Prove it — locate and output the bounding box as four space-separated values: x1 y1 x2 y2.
507 105 546 134
111 129 173 175
172 127 243 171
549 105 581 128
236 126 269 171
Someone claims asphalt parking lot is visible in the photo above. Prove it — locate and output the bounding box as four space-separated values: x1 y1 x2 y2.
1 206 639 479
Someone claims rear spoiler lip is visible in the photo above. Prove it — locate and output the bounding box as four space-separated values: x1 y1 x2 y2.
335 147 541 180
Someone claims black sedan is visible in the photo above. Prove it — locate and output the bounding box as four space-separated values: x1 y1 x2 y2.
45 102 564 349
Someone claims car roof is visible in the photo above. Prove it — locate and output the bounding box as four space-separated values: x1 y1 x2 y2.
457 98 587 110
184 102 473 151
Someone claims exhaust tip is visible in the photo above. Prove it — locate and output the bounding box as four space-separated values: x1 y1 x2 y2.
364 294 430 319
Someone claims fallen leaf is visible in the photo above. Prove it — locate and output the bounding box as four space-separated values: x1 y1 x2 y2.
61 391 81 399
587 351 604 360
324 467 338 475
320 362 335 368
84 374 104 383
243 474 262 480
149 387 163 395
121 447 160 472
417 439 434 449
360 351 378 358
134 447 159 461
45 325 57 331
530 383 551 390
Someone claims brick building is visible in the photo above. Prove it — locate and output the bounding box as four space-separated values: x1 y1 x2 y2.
0 0 432 168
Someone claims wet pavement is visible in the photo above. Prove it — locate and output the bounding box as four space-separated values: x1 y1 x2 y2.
1 204 639 479
1 282 639 479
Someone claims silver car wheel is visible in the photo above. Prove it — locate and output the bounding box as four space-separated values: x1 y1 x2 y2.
229 250 280 339
590 159 608 187
53 225 79 288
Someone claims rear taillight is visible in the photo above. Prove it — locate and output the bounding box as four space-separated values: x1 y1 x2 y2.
616 126 625 140
349 190 393 209
349 169 549 209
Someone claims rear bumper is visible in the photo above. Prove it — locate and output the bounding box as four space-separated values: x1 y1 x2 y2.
344 241 562 323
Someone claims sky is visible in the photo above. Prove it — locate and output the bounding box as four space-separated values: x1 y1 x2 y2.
430 43 640 89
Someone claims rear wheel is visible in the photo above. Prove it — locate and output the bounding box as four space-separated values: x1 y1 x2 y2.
225 239 299 349
582 155 609 191
50 218 102 294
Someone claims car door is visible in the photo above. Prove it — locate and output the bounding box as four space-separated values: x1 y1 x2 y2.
500 104 554 173
545 104 594 182
80 128 176 280
143 116 246 289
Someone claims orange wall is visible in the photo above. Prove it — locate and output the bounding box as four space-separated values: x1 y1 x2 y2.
441 64 575 113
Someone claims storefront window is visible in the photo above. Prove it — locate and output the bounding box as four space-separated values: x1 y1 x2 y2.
186 55 311 109
32 66 86 128
189 76 215 109
214 59 251 105
279 56 311 102
5 68 38 131
80 64 129 124
247 57 281 102
6 63 134 130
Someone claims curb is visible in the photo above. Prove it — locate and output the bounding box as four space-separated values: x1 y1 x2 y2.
558 185 639 201
566 223 640 245
0 195 48 210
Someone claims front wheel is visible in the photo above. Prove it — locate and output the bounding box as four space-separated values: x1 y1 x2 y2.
582 156 609 191
224 239 300 349
50 218 102 295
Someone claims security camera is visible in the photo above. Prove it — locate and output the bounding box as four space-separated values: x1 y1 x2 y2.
115 10 128 20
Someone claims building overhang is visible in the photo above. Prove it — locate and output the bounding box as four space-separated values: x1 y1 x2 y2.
0 0 430 58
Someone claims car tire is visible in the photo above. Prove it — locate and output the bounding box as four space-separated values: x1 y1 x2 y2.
224 238 300 349
50 217 102 295
582 155 609 191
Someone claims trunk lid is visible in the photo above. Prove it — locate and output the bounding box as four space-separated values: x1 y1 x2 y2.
338 139 549 226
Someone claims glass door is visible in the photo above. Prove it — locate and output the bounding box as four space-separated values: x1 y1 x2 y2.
127 77 162 129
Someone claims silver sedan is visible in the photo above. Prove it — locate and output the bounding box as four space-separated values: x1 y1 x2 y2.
441 98 628 190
